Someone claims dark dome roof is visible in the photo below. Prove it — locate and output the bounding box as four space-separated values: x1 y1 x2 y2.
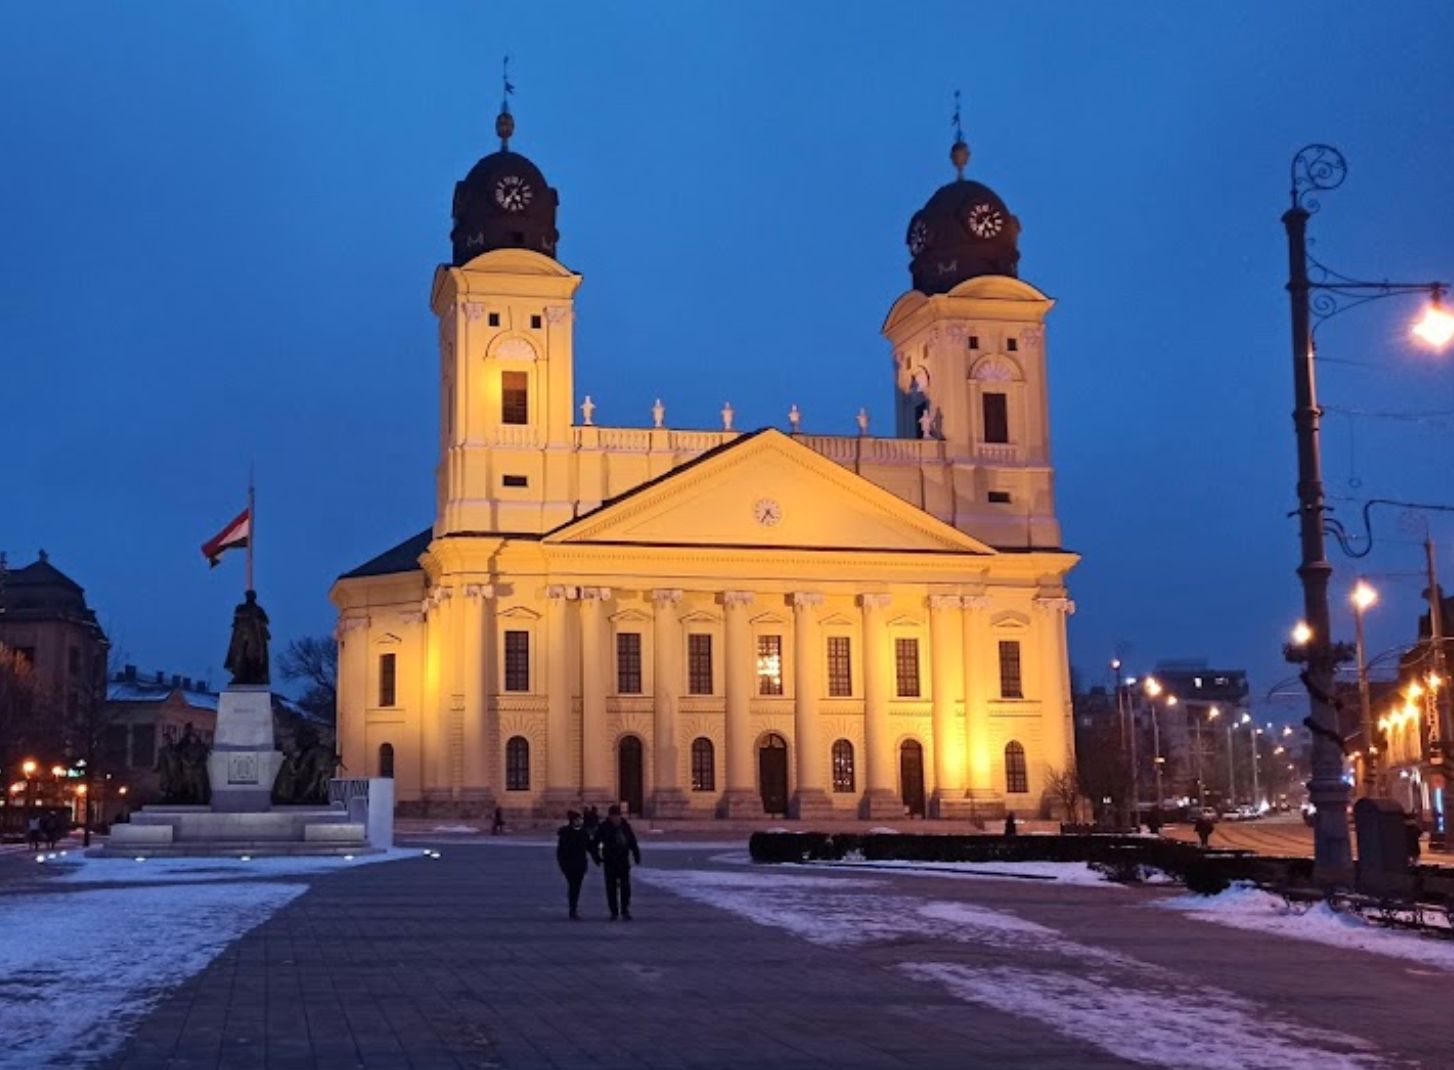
450 119 560 266
906 175 1020 295
0 553 100 628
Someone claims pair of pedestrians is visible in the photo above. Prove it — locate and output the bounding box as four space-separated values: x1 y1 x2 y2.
556 805 642 920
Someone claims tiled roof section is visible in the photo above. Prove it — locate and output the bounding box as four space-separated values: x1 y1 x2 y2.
106 681 221 711
339 527 432 580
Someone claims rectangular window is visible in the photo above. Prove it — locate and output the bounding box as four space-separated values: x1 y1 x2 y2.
487 312 500 327
502 474 528 488
688 634 714 695
501 371 529 425
504 630 531 692
894 638 921 698
131 724 156 769
378 653 396 707
691 739 715 792
756 635 783 695
1006 337 1019 352
999 640 1024 699
982 392 1009 444
988 490 1012 504
968 335 980 350
826 636 853 697
530 314 542 329
616 632 642 694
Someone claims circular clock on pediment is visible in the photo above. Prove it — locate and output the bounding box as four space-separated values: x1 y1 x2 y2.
753 498 783 527
494 174 534 212
966 201 1005 239
908 218 930 256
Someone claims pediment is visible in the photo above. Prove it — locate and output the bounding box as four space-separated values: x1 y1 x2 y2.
546 429 995 555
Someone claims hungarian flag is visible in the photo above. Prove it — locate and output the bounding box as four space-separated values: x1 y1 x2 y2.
201 508 251 568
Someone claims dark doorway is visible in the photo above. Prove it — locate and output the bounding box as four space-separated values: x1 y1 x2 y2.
900 740 926 817
618 735 645 817
759 733 789 815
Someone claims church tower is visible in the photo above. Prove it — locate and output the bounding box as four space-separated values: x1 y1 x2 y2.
883 120 1061 550
431 101 582 536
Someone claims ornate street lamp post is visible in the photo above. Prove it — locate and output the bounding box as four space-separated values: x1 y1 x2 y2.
1282 144 1450 884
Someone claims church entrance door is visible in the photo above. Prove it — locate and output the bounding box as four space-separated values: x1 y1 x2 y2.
900 740 926 817
759 733 789 815
618 735 644 817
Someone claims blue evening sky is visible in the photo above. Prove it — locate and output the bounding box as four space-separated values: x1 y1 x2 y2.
3 3 1452 717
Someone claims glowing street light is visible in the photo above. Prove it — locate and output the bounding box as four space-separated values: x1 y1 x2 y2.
21 760 36 777
1291 621 1313 647
1351 580 1378 612
1413 294 1454 348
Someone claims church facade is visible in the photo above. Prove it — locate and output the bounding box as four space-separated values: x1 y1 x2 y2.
330 107 1078 820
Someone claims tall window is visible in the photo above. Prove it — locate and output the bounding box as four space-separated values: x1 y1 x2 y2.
378 742 395 778
894 637 921 698
506 736 530 790
826 636 852 697
378 652 396 707
504 630 530 692
998 640 1024 699
982 392 1009 444
831 739 856 793
1005 740 1028 794
688 634 714 695
691 737 715 791
756 634 783 695
616 632 642 694
501 370 529 425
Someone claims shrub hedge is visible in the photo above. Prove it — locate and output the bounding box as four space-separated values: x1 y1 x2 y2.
746 831 1313 894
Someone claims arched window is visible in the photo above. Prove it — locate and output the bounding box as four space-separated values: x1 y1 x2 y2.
378 742 395 779
831 739 855 793
690 737 715 792
1005 740 1028 794
505 736 530 791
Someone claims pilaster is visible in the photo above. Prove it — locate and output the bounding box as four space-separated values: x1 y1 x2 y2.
543 585 577 811
650 589 689 817
928 593 972 818
859 592 900 818
579 587 612 803
790 592 833 820
719 590 762 817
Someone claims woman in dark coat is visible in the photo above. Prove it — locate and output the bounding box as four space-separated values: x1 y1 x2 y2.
556 810 600 919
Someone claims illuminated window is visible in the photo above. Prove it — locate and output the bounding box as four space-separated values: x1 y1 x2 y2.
831 739 856 793
982 392 1009 444
1005 740 1028 793
691 737 715 791
688 634 713 695
616 633 642 694
501 371 529 425
378 653 396 707
827 636 852 697
999 641 1024 699
506 736 530 790
757 635 783 696
894 638 921 698
504 631 530 692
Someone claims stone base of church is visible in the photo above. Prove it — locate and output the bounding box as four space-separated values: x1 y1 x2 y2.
398 790 498 819
718 789 764 819
860 788 903 820
928 790 980 820
540 788 581 819
649 788 691 819
790 788 835 821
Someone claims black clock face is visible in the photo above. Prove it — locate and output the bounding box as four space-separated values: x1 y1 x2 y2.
494 175 534 212
908 218 930 255
966 201 1005 239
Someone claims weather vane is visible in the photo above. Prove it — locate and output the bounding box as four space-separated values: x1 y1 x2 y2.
497 55 517 150
950 89 969 179
502 54 515 114
952 89 964 144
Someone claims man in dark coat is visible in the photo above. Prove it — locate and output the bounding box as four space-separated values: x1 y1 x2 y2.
597 804 642 920
556 810 599 919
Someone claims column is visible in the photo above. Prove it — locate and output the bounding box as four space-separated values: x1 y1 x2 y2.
650 589 689 816
1034 595 1076 786
790 592 833 819
928 594 969 818
334 616 368 780
460 584 495 810
420 586 451 800
720 590 761 817
961 594 995 805
859 592 900 818
543 585 577 810
579 587 612 802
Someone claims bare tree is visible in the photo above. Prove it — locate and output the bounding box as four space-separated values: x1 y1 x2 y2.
0 643 59 773
1045 766 1085 826
278 636 337 727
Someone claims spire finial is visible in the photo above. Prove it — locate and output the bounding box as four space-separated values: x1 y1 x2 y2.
496 54 516 150
950 89 969 179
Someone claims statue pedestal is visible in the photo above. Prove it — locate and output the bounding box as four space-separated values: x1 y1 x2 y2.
207 686 284 813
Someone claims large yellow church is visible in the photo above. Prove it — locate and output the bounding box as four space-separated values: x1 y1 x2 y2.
330 105 1078 821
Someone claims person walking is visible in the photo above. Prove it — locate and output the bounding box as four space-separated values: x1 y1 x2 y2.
583 805 600 841
556 810 599 919
597 804 641 920
1003 811 1017 836
26 814 41 852
1193 813 1215 849
491 807 506 836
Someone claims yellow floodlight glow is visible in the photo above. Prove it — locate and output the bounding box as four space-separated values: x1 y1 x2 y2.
1413 295 1454 348
1143 677 1163 698
1291 621 1313 646
1351 581 1378 612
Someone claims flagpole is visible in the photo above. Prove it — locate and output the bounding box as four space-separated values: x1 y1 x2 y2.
246 470 255 594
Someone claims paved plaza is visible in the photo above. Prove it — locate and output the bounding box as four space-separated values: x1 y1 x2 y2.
2 833 1450 1068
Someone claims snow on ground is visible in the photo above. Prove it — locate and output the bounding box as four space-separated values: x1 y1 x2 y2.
1154 882 1454 971
0 882 304 1067
429 824 480 833
824 858 1127 887
46 847 418 885
640 866 1391 1069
